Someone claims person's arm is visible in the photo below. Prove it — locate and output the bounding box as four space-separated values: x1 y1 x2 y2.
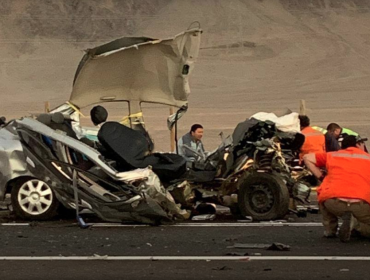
326 134 340 152
177 138 193 161
331 135 340 152
333 138 340 151
303 153 324 179
177 137 185 156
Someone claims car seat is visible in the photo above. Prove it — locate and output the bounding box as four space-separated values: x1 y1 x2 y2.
98 122 186 182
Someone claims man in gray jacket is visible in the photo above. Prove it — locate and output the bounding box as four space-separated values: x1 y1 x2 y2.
178 124 205 163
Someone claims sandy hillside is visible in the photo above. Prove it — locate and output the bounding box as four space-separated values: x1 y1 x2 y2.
1 0 370 151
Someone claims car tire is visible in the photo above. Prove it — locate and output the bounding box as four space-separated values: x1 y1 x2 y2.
11 177 60 220
237 172 290 221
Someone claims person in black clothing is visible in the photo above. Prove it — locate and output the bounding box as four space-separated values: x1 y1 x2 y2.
89 105 111 156
325 123 341 152
90 105 154 149
90 105 108 127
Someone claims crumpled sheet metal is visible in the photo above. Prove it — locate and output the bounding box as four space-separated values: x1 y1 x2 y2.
137 169 189 220
69 28 202 110
0 125 33 199
16 118 117 178
167 180 195 208
51 179 174 225
15 118 186 224
50 103 84 139
59 170 187 224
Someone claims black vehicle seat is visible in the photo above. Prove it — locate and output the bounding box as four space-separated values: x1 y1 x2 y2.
36 114 54 147
98 121 186 182
37 113 77 139
49 113 78 139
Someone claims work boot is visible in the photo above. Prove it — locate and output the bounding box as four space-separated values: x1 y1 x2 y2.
350 217 363 238
339 212 352 243
323 231 336 238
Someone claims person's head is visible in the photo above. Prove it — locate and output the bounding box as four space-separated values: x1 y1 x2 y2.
0 116 6 126
90 105 108 126
341 135 367 151
299 115 310 130
190 124 204 141
326 123 341 138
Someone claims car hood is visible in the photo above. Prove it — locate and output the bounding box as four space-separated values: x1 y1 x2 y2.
69 28 202 109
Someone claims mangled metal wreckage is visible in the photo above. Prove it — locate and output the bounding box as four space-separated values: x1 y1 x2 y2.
0 27 313 224
0 28 201 224
13 118 189 224
181 112 312 221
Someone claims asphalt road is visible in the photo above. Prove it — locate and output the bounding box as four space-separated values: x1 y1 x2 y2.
1 212 370 279
0 260 369 280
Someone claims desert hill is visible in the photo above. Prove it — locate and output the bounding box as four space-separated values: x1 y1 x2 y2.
1 0 370 150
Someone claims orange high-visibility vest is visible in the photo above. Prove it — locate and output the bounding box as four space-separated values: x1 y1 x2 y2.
300 126 325 158
318 147 370 204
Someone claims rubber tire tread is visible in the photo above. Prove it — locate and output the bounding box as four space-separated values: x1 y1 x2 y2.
237 172 290 221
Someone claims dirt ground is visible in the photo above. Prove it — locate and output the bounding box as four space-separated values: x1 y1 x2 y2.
1 0 370 151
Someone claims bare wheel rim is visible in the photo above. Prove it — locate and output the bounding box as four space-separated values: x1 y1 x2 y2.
247 184 274 214
17 180 53 216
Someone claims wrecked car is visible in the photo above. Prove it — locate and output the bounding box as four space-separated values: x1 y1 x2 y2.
0 27 202 223
12 116 189 224
0 26 313 223
182 112 313 220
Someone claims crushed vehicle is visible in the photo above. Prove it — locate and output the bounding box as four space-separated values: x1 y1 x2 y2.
0 27 202 223
0 26 315 224
12 117 188 224
181 112 314 220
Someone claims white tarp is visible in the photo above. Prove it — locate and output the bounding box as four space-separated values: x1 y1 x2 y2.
250 112 300 133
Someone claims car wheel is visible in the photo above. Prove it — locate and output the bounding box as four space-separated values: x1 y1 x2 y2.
237 172 290 221
11 178 60 220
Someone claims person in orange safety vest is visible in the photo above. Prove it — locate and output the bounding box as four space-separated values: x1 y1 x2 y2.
299 115 325 160
303 135 370 242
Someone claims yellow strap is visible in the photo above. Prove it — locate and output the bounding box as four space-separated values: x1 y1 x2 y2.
66 101 86 117
120 112 143 125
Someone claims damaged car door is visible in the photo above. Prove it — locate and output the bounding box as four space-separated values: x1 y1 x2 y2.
15 117 188 224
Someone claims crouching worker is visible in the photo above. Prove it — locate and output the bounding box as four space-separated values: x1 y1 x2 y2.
299 115 325 160
303 135 370 242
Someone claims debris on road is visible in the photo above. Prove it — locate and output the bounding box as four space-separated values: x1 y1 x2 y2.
237 216 253 223
266 242 290 251
226 252 249 256
274 220 288 223
194 203 217 215
212 266 232 271
227 242 290 251
227 243 268 249
191 214 216 221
